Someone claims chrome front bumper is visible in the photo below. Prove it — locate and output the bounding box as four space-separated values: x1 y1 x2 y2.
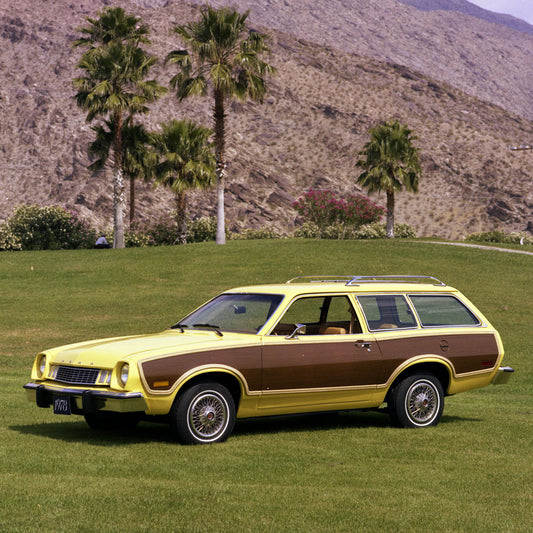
491 366 515 385
24 382 148 413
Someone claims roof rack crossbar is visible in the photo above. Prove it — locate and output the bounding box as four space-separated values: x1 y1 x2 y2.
346 275 446 286
287 275 446 286
286 275 356 284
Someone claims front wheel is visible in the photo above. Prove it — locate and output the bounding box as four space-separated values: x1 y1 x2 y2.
388 374 444 428
170 382 236 444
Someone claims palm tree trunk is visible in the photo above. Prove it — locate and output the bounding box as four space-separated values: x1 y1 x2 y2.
129 176 135 226
386 190 395 239
176 191 187 244
113 111 126 249
113 167 126 248
214 88 226 245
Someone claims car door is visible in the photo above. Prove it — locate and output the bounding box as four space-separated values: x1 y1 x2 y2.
259 294 384 411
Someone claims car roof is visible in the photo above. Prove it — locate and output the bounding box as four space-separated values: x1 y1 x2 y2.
224 276 458 297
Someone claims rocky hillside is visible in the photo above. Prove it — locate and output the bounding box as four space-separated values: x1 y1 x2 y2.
0 0 531 239
203 0 533 121
399 0 533 35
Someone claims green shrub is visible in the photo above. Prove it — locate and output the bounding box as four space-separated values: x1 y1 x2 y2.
187 216 217 243
466 230 506 243
229 227 281 240
6 205 96 250
466 230 532 245
130 216 219 246
142 218 179 246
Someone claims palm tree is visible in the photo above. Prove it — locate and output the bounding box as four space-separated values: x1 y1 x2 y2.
356 120 421 238
73 6 150 49
166 5 276 244
88 118 152 225
73 8 165 248
151 120 216 243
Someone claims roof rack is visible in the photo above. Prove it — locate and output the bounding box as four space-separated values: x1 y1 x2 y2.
286 275 355 284
286 275 446 286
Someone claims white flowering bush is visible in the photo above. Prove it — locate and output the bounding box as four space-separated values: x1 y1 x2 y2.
5 205 96 250
354 222 416 239
293 221 415 240
293 222 321 239
0 224 23 251
354 222 386 239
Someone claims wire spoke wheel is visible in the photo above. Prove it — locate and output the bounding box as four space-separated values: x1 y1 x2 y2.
389 373 444 428
171 382 236 444
405 380 439 425
187 390 229 440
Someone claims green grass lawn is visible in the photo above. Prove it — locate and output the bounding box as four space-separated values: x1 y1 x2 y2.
0 240 531 532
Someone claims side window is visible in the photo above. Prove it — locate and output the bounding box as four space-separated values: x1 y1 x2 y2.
271 295 361 335
324 296 362 334
409 295 481 326
280 296 323 326
357 295 417 330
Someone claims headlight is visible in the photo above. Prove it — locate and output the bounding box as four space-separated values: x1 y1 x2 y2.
119 363 129 386
37 355 46 378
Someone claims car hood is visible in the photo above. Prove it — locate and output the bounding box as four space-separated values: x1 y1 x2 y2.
44 329 256 368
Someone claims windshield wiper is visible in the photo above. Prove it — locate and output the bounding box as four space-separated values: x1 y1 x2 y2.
170 323 189 332
192 323 223 337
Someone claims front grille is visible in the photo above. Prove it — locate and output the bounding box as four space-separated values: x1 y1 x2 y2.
55 366 100 385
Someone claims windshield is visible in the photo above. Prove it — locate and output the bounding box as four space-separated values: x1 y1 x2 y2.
174 293 284 334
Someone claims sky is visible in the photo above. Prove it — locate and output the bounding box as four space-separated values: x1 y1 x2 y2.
469 0 533 25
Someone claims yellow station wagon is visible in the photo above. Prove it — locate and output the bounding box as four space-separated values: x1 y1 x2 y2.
24 275 513 444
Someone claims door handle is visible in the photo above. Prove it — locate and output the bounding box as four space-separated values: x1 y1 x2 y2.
355 341 371 350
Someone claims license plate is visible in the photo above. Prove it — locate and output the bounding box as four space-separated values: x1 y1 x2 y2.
53 395 72 415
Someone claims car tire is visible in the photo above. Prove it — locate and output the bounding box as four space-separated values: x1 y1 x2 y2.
388 373 444 428
84 412 140 431
170 382 235 445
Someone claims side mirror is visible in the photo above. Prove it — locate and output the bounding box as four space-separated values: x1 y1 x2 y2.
285 324 306 340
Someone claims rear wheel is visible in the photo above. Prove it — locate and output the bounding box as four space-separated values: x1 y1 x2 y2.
170 382 235 444
389 374 444 428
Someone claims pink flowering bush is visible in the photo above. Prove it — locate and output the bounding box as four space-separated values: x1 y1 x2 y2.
292 189 384 235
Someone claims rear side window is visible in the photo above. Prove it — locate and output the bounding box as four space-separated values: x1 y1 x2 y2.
409 295 481 327
357 295 417 330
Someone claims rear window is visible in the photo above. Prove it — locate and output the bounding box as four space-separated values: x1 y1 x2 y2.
357 295 417 330
409 295 480 327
